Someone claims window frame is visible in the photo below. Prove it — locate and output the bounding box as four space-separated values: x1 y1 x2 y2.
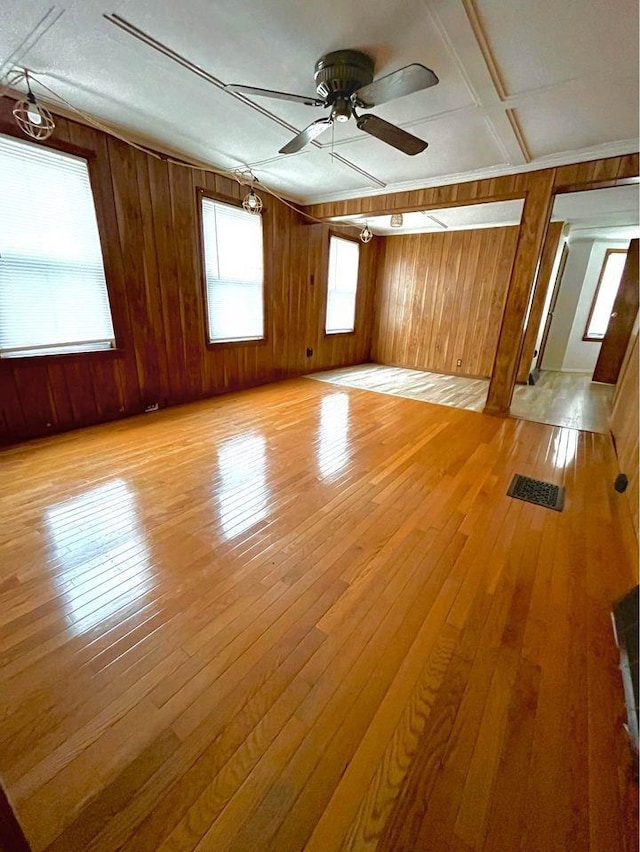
324 231 361 337
197 188 269 349
0 120 123 363
582 247 628 342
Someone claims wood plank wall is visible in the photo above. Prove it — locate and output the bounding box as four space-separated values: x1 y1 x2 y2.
611 328 639 551
373 226 519 378
305 153 638 414
0 101 377 444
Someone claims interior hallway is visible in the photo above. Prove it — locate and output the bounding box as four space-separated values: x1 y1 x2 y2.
0 378 636 850
308 364 615 434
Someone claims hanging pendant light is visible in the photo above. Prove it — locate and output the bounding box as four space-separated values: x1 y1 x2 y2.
359 223 373 243
390 212 403 228
12 72 55 141
242 186 263 215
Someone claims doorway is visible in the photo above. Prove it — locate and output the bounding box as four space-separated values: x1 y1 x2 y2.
512 184 639 432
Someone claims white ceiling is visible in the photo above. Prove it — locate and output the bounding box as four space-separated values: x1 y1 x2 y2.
1 0 638 204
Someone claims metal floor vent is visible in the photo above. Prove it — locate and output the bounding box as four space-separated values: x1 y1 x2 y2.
507 474 565 511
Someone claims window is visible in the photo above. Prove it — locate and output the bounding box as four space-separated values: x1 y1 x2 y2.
326 236 360 334
583 248 627 341
201 197 264 343
0 134 115 358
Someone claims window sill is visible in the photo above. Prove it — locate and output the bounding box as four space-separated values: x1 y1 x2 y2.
325 330 356 337
0 347 123 364
206 337 268 351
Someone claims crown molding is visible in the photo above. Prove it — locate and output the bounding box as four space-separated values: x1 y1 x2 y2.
300 139 640 206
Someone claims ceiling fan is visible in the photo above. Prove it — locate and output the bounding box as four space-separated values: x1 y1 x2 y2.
225 50 439 156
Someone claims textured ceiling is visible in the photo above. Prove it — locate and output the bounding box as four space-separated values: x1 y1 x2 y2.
1 0 638 203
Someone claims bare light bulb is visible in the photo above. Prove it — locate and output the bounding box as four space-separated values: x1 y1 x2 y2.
26 93 42 125
331 97 352 123
360 224 373 244
242 187 263 215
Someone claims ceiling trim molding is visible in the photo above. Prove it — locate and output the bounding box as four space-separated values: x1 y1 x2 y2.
505 109 531 163
421 0 481 107
460 0 508 100
301 140 639 206
423 0 530 169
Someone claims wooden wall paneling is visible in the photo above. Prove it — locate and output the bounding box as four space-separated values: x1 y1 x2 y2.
168 163 206 401
373 227 518 379
134 149 171 404
67 121 142 419
146 155 188 404
516 221 564 383
63 360 100 425
473 226 508 376
45 362 75 428
0 371 25 441
306 224 327 373
485 170 556 414
107 138 164 409
9 364 57 435
553 154 639 192
303 156 639 221
304 172 528 220
452 229 481 373
610 330 639 548
89 358 126 421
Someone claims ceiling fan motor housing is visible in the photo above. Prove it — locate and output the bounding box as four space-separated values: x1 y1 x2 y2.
314 50 374 102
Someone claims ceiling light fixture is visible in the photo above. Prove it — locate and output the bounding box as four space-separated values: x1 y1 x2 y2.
359 224 373 243
390 212 403 228
242 187 263 215
12 71 55 141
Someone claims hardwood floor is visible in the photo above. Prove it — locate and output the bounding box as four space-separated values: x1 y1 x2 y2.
0 378 637 851
308 364 615 434
511 370 615 435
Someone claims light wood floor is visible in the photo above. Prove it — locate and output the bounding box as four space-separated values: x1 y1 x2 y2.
308 364 615 434
0 379 637 851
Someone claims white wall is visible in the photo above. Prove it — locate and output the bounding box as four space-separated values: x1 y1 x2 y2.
542 240 592 370
541 238 629 372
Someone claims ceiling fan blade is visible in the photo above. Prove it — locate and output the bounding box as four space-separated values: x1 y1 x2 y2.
356 114 428 155
279 118 333 154
354 64 439 107
225 83 324 107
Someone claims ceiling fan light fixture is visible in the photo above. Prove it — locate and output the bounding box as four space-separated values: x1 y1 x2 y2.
330 97 352 123
390 212 403 228
242 187 263 215
13 80 55 141
360 224 373 243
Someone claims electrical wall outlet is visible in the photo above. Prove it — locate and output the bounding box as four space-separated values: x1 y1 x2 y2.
456 359 462 367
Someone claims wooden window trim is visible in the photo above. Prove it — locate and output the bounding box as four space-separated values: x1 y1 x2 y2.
583 248 628 342
196 187 269 350
323 229 360 338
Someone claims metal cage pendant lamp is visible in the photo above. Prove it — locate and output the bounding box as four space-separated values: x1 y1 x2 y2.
12 71 55 141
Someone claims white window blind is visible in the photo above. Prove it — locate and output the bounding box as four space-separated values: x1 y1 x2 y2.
326 236 360 334
0 134 115 358
201 198 264 343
